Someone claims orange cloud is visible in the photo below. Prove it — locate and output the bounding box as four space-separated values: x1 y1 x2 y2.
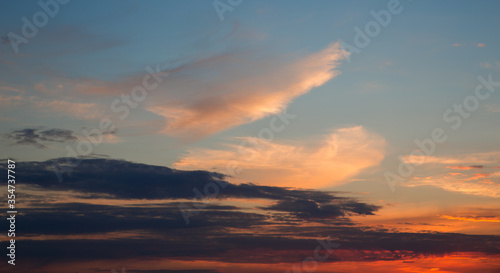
42 253 500 273
476 43 486 47
446 165 483 171
405 175 500 197
441 215 500 223
447 173 465 176
402 152 500 166
148 42 349 140
173 126 385 188
400 151 500 196
465 173 490 180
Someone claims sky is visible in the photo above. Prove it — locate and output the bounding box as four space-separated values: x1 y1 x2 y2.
1 0 500 272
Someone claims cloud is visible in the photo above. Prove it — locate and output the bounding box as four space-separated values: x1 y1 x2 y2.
11 157 379 221
147 42 348 139
399 152 500 197
174 126 385 188
3 158 500 273
406 173 500 198
8 41 347 139
32 99 105 120
451 43 487 48
0 94 22 107
441 215 500 223
402 152 500 166
263 199 379 219
1 86 106 120
446 165 483 170
4 128 77 149
0 85 24 93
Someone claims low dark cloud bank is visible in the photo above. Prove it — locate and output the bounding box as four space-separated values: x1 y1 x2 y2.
1 158 499 272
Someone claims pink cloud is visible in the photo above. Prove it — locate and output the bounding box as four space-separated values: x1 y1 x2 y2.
147 42 349 140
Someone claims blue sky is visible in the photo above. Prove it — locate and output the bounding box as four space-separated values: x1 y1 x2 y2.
1 1 500 271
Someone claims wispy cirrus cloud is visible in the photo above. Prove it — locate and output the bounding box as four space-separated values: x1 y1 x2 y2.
0 94 23 106
407 175 500 197
147 42 349 140
6 41 348 140
174 126 385 188
402 151 500 166
31 99 105 120
399 152 500 197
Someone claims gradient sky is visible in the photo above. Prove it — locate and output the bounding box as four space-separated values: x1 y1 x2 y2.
1 0 500 272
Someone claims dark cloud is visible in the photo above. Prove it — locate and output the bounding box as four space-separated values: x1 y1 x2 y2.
12 158 379 220
4 127 77 148
14 202 262 235
3 158 500 273
117 271 220 273
11 229 500 263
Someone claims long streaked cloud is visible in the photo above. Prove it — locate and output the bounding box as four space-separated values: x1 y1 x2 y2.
399 151 500 197
147 42 348 139
0 89 105 120
402 151 500 166
174 126 385 188
407 176 500 197
441 215 500 223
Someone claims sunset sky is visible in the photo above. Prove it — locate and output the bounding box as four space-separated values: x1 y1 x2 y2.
1 0 500 272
